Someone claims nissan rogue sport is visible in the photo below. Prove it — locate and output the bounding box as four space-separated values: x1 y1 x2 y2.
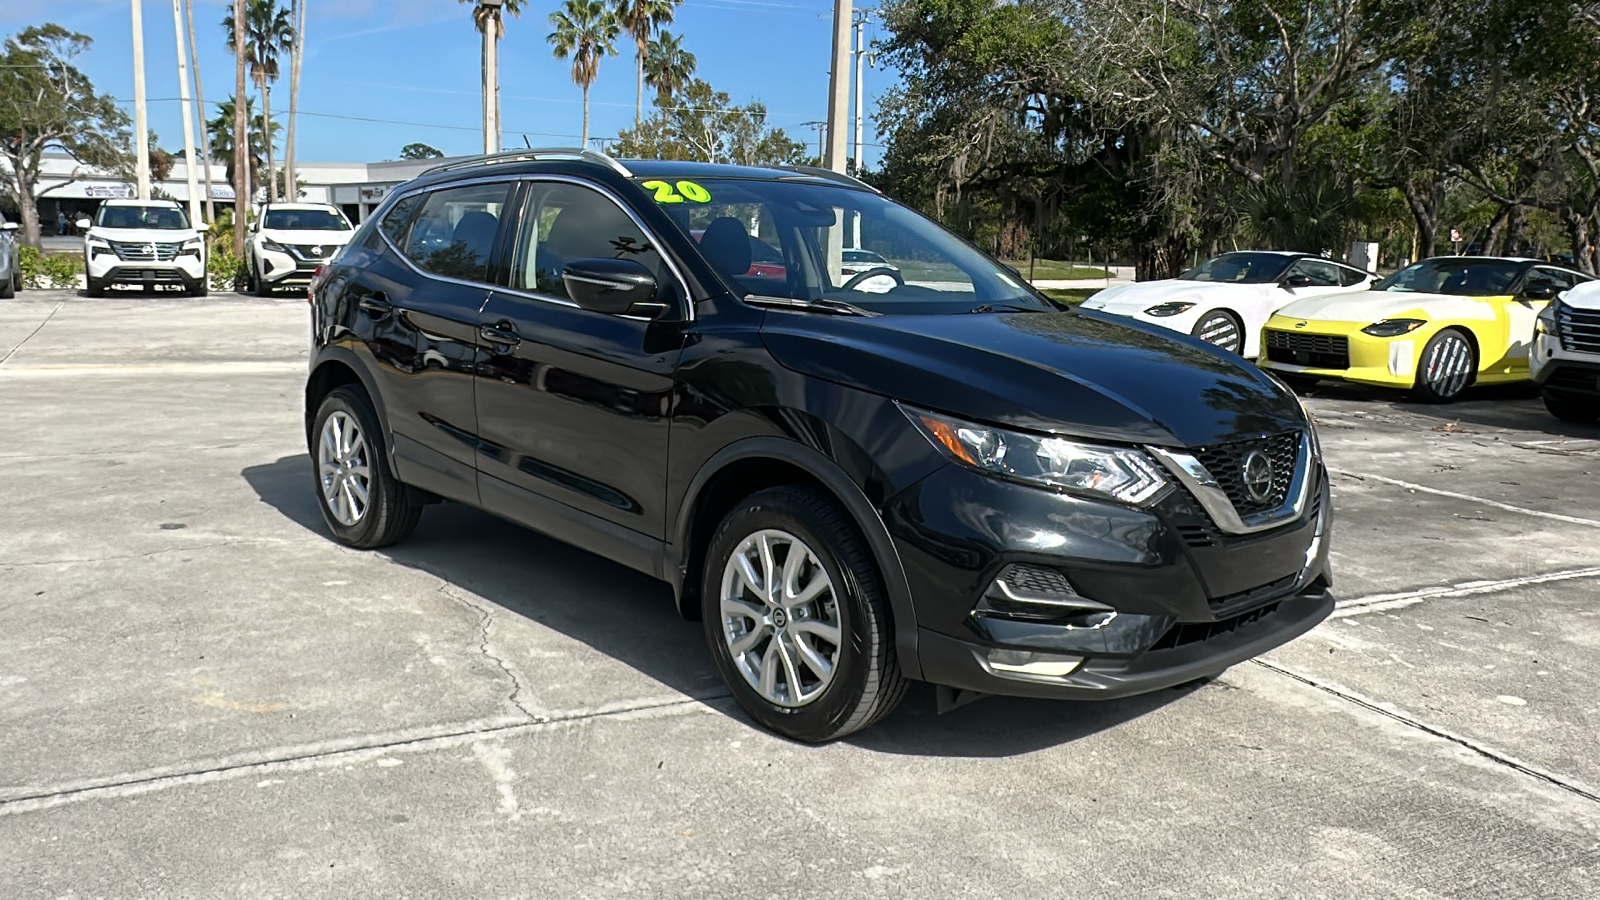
305 150 1334 741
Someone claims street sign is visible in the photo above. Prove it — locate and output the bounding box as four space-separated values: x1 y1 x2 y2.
1450 228 1461 243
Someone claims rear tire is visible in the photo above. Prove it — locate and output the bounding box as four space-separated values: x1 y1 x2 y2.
701 485 907 742
1542 390 1600 423
309 385 423 549
1410 328 1476 403
1190 309 1244 354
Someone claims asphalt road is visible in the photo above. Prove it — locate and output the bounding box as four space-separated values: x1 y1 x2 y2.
3 290 1599 898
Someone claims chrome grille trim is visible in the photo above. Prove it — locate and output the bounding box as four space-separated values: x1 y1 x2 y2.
1557 306 1600 354
110 240 184 262
1146 432 1314 535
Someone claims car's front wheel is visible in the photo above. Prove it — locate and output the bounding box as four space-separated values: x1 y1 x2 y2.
1411 328 1476 403
1542 390 1600 423
1191 309 1244 354
310 386 423 548
701 486 907 742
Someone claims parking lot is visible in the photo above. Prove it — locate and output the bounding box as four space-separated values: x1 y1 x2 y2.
3 288 1599 898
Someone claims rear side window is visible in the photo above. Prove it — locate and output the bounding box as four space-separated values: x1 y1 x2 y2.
1338 265 1369 286
398 183 511 284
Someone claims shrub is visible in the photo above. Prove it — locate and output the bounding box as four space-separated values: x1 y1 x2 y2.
18 245 83 290
207 248 248 291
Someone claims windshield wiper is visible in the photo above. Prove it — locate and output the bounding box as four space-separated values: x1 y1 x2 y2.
744 295 881 317
966 303 1052 314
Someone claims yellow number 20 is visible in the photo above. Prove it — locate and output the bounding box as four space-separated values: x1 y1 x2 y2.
642 180 712 204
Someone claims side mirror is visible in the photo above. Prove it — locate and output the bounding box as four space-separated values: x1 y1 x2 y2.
1283 273 1314 289
1523 284 1556 300
562 258 664 318
76 218 92 230
0 222 17 232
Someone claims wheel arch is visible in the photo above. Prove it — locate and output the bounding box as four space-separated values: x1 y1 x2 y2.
305 349 391 455
669 437 923 680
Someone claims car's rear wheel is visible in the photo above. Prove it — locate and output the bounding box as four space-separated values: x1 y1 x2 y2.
701 486 907 742
1411 328 1476 403
1191 309 1244 354
310 386 423 548
1542 390 1600 423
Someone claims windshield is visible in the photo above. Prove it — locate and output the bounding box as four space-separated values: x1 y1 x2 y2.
1374 259 1524 296
264 208 351 231
1177 253 1296 284
95 205 191 230
641 177 1053 314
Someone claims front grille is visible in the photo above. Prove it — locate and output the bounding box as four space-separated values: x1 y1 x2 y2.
1557 305 1600 354
1191 431 1301 517
1176 524 1216 548
1546 366 1600 395
110 240 184 262
1265 330 1350 369
292 244 334 262
1149 601 1282 651
1208 573 1298 615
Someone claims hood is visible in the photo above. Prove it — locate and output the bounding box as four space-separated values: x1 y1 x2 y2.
261 229 354 246
87 227 201 244
1277 289 1504 323
1083 279 1265 312
759 309 1306 448
1560 280 1600 310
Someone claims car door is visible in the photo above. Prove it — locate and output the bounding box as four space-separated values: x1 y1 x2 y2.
473 178 688 565
350 180 513 503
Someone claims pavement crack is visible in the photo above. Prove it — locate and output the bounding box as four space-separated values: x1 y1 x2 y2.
1333 567 1600 618
1253 658 1600 806
435 583 539 720
0 301 64 365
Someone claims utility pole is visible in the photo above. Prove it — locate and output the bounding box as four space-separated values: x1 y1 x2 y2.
183 0 216 222
803 121 826 164
171 0 201 226
823 0 851 173
131 0 152 199
285 0 305 200
852 13 867 175
481 0 505 154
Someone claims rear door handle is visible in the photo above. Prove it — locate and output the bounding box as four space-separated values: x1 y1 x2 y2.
479 322 520 347
357 293 392 316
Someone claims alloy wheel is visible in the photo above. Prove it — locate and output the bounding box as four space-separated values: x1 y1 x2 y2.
1423 331 1474 399
1196 313 1243 353
719 529 843 708
318 410 372 526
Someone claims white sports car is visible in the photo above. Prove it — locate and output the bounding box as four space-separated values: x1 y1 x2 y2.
1080 251 1375 356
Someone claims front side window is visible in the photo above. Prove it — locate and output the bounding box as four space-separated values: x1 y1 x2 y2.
96 205 191 230
1376 259 1523 296
264 208 351 231
1178 253 1296 285
509 182 666 302
640 176 1051 314
399 183 510 283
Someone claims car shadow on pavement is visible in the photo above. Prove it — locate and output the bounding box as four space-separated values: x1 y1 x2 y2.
243 454 1192 756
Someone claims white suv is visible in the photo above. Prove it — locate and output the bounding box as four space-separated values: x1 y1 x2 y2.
80 199 207 297
243 203 354 296
1533 279 1600 423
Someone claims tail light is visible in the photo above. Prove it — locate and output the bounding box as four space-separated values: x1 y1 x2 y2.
307 264 324 303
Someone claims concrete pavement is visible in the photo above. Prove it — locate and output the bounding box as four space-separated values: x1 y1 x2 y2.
3 290 1599 898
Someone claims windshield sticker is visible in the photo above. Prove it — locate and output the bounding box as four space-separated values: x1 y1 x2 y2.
642 180 712 204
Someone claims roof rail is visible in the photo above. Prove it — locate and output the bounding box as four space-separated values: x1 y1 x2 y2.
420 148 633 178
775 165 880 193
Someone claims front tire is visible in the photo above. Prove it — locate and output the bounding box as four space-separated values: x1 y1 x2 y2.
309 385 423 549
701 486 907 742
1411 328 1476 403
1191 309 1244 354
253 260 273 297
1542 390 1600 423
85 275 106 298
0 267 13 299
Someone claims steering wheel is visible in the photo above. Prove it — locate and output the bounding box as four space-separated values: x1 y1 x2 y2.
841 266 906 292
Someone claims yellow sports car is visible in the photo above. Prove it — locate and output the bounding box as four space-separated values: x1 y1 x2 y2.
1260 256 1594 402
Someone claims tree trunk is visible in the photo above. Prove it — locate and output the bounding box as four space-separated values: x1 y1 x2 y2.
11 157 42 250
582 84 590 148
1566 210 1596 275
263 79 277 204
232 0 248 255
1401 182 1439 262
1483 203 1513 256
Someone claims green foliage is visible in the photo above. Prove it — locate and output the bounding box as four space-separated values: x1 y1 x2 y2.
643 30 695 105
1238 172 1358 253
400 142 444 160
613 79 805 166
207 247 249 292
206 95 277 197
548 0 621 143
17 246 83 289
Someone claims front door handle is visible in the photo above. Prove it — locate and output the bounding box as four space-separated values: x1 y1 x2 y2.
357 293 392 316
479 322 520 347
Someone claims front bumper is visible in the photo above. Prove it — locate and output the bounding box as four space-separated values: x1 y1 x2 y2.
258 246 322 286
886 459 1333 701
1531 329 1600 396
1258 316 1422 388
86 247 204 285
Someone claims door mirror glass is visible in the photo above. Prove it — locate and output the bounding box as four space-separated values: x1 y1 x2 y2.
76 218 92 230
563 258 662 317
1523 283 1556 300
1283 272 1314 289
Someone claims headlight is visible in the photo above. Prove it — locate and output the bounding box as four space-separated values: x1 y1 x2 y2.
1361 318 1426 337
85 234 110 247
1144 301 1196 317
1535 300 1560 336
261 237 289 253
903 406 1170 504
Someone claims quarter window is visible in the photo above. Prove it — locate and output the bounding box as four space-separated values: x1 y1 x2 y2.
510 182 666 301
379 195 419 245
1290 259 1342 286
400 183 511 284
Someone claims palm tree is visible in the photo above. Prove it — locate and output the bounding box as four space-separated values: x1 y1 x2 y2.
207 95 277 197
459 0 526 154
643 30 695 107
548 0 620 148
615 0 677 129
224 0 294 202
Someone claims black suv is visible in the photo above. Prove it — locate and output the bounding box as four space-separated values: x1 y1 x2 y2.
306 150 1334 741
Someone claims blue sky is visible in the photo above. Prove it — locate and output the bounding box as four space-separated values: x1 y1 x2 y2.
4 0 889 165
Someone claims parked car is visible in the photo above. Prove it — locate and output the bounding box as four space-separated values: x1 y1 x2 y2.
1532 279 1600 422
305 150 1333 741
1261 256 1594 402
1081 251 1373 356
78 199 207 297
0 211 20 298
245 203 356 296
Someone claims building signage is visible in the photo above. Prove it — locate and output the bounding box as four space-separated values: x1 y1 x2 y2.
84 184 134 198
359 186 388 203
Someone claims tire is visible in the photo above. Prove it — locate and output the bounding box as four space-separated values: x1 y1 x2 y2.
1190 309 1244 354
189 279 208 298
253 260 273 297
309 385 423 549
85 275 106 298
701 485 908 742
0 267 13 299
244 256 258 294
1542 390 1600 423
1410 327 1476 403
11 269 19 293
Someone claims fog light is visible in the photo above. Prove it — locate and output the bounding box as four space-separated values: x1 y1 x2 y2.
986 648 1084 679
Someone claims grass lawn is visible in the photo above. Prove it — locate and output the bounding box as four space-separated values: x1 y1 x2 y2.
1005 259 1113 280
1041 288 1101 306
